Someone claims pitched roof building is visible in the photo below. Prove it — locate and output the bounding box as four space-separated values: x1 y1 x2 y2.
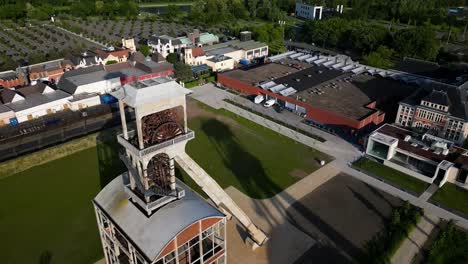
395 83 468 145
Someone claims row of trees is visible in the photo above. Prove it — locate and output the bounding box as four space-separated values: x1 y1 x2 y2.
300 18 440 67
348 0 467 28
186 0 292 26
0 0 139 20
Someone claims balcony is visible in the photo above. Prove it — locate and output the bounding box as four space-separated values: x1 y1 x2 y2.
117 129 195 158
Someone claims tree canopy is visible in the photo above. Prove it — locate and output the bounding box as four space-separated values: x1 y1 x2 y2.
174 62 193 81
300 17 441 61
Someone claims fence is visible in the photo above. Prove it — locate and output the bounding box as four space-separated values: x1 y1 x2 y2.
0 105 133 161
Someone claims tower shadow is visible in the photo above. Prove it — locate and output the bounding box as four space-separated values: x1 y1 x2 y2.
96 128 126 189
193 117 362 263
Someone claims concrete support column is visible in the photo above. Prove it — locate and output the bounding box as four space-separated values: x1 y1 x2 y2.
94 206 111 264
119 100 128 140
183 103 188 133
170 158 176 191
135 109 144 150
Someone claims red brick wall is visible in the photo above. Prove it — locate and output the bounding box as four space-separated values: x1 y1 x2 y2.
0 77 26 88
217 73 384 130
201 217 222 232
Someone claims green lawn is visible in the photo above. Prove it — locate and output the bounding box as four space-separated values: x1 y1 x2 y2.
185 102 331 199
0 141 125 264
432 183 468 215
353 157 429 195
0 101 330 263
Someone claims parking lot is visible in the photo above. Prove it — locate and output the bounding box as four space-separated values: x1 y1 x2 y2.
288 173 402 263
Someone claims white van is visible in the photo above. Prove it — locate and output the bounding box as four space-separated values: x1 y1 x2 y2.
263 99 276 108
254 94 264 104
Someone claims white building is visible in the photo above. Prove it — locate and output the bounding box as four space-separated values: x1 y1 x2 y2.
203 40 269 63
206 56 235 72
366 124 468 190
0 104 15 126
4 83 73 123
147 35 190 58
295 3 323 20
58 65 122 95
68 93 101 111
69 50 103 69
183 47 207 66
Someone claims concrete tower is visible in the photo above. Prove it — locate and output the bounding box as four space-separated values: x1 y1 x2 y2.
93 77 267 264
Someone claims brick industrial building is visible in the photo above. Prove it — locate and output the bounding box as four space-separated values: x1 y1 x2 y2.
217 59 414 140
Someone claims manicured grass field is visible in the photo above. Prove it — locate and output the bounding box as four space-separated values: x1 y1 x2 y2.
432 183 468 215
353 157 429 195
186 102 331 199
0 100 330 263
0 141 125 264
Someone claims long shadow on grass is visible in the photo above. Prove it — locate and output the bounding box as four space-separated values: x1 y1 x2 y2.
96 130 126 189
199 118 359 263
200 118 282 199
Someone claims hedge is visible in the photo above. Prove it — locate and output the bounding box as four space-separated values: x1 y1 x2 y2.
358 201 423 264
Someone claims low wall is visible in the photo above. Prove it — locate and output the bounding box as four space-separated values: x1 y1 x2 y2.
384 160 434 184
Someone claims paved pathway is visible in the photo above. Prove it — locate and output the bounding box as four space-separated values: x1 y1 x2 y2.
391 214 440 264
224 161 341 264
420 184 439 201
190 84 468 232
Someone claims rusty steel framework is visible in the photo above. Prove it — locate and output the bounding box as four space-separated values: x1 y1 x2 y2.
147 153 172 195
141 108 184 147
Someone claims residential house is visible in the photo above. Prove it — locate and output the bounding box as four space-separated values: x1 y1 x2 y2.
95 47 131 65
183 47 207 66
122 38 136 52
0 68 28 89
29 60 74 83
69 50 103 69
147 35 189 58
187 29 219 46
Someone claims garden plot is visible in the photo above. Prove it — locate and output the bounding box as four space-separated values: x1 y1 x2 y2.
0 20 101 69
55 18 221 46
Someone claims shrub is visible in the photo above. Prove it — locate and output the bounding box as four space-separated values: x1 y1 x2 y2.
358 202 422 264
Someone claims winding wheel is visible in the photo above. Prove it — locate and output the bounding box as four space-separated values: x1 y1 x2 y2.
142 108 184 147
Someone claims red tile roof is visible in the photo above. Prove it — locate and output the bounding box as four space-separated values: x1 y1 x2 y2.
96 48 131 60
191 47 205 57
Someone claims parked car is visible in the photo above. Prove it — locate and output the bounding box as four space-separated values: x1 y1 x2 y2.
263 99 276 108
254 94 265 104
274 104 285 113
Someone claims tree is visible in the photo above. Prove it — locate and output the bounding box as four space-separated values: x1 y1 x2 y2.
174 62 193 81
106 60 118 65
166 53 178 64
138 45 151 57
393 27 440 60
166 4 180 21
363 46 394 69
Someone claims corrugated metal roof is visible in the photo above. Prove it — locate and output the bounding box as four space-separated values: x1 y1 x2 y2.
94 177 224 262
